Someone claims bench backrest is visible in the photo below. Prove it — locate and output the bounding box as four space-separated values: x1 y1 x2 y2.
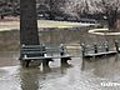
20 45 65 58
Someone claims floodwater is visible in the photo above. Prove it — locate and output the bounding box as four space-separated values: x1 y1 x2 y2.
1 27 120 90
0 51 120 90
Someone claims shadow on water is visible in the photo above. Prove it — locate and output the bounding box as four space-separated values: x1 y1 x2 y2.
19 64 72 90
20 68 40 90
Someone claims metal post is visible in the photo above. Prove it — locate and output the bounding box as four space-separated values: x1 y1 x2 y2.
104 43 109 52
42 43 46 56
81 43 85 58
42 44 50 68
60 43 65 56
94 44 98 53
43 60 49 67
25 60 31 67
115 40 119 52
60 44 69 65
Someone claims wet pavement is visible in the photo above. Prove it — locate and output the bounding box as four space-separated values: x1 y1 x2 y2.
0 51 120 90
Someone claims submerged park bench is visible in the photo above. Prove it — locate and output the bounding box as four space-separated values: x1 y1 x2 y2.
81 42 118 58
19 44 72 67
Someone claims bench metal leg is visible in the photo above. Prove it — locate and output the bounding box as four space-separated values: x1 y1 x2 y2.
25 60 31 67
20 60 31 68
61 57 71 66
42 60 51 72
61 58 68 64
43 60 50 67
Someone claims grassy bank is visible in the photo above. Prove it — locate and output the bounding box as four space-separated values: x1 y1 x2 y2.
0 20 95 32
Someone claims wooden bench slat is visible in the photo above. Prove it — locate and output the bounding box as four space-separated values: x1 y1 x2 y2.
20 45 71 61
20 55 71 60
21 50 63 54
84 51 117 58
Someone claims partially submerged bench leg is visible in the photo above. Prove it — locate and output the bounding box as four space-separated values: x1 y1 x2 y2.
43 58 53 66
61 57 71 66
20 60 31 67
25 60 31 67
43 60 49 67
42 60 51 72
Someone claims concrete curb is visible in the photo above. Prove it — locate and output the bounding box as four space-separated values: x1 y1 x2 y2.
88 28 120 35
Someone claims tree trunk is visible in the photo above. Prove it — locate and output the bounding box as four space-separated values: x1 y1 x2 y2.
20 0 39 45
49 0 54 20
0 15 4 19
107 10 117 30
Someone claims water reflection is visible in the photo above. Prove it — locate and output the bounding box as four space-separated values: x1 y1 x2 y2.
20 68 40 90
82 54 120 80
19 64 72 90
114 54 119 62
81 59 85 71
1 51 120 89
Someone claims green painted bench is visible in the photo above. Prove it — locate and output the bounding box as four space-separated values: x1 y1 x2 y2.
19 44 71 67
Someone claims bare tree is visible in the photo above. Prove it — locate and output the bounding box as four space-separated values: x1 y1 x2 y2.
74 0 90 17
20 0 39 45
47 0 66 19
75 0 120 30
102 0 120 30
91 0 120 30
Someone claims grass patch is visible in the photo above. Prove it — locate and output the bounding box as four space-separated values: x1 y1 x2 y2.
38 20 81 28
